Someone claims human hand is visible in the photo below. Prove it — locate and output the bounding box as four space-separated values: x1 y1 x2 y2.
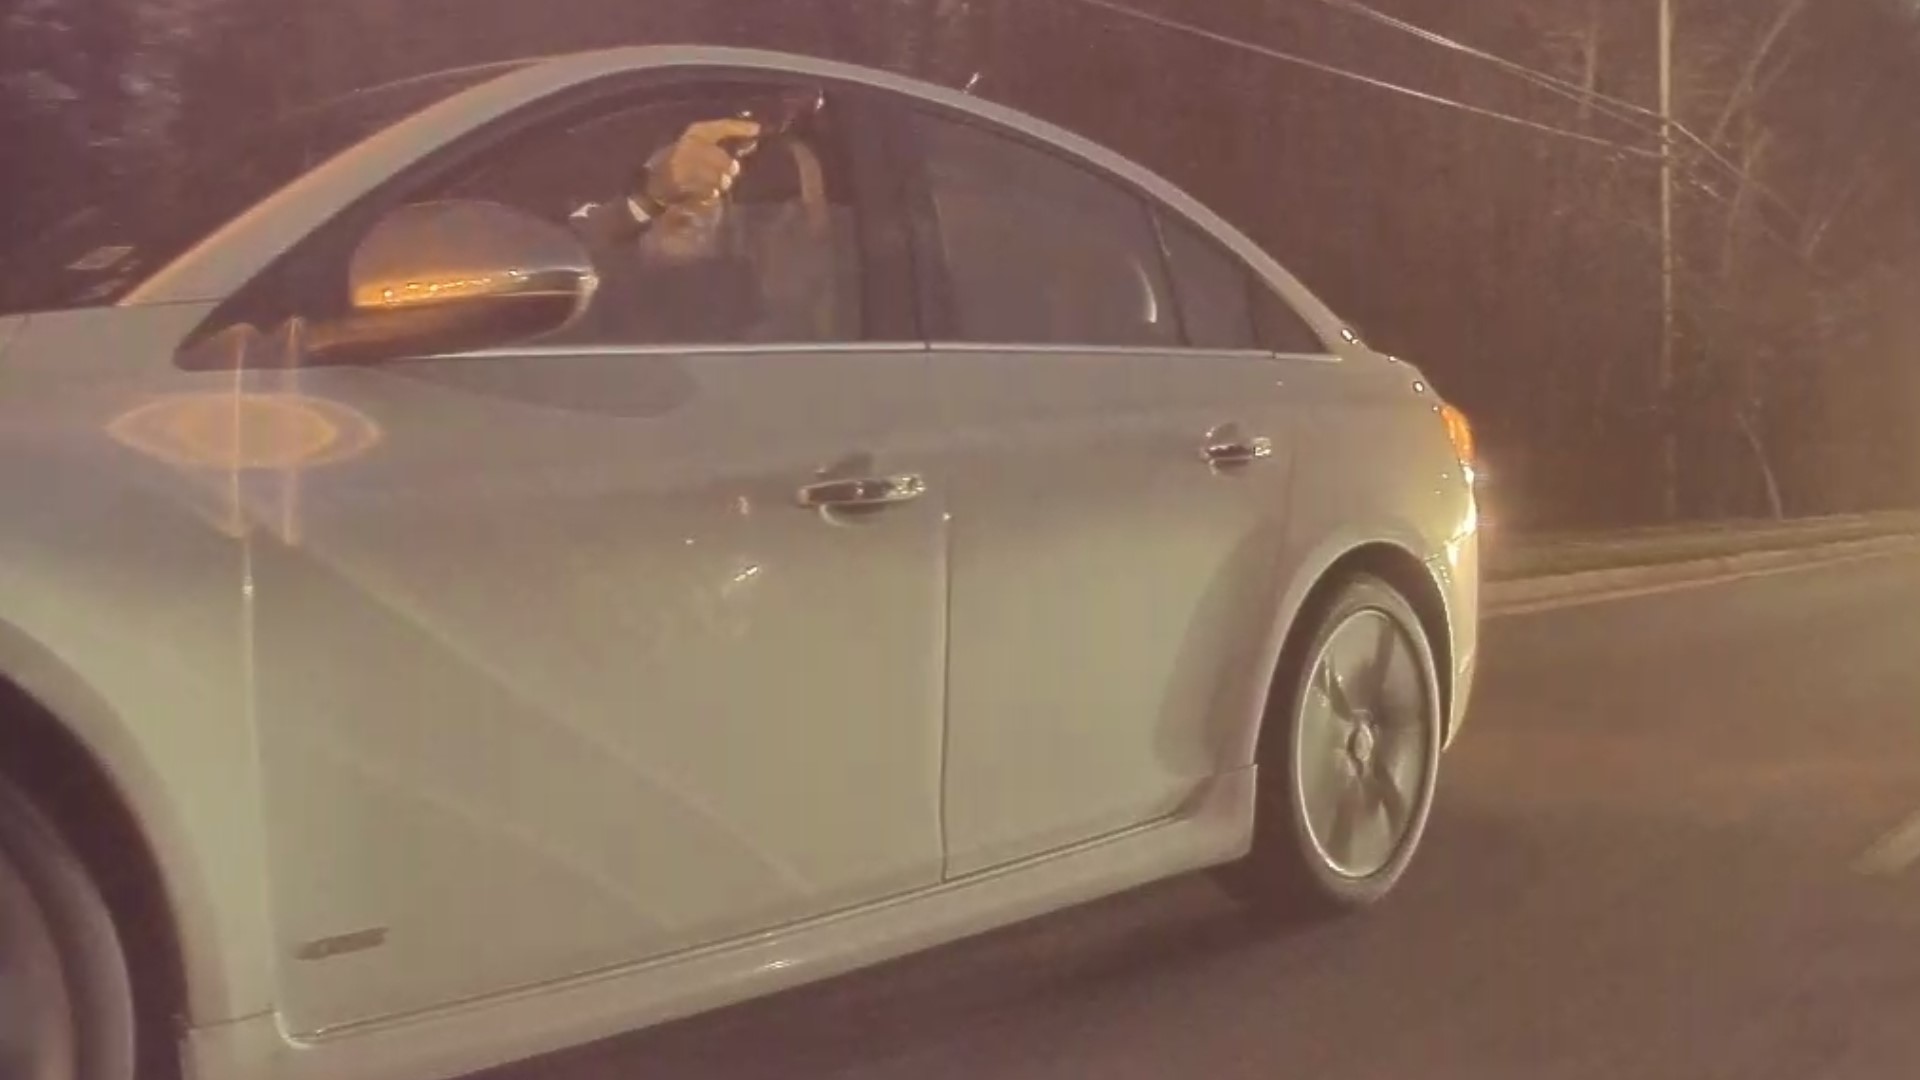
640 117 764 211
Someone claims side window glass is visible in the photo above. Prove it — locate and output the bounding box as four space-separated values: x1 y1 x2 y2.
909 113 1179 348
1253 283 1327 354
1157 214 1257 350
437 84 862 346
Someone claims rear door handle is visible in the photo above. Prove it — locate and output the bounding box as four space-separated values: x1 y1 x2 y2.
1201 435 1273 467
797 474 927 510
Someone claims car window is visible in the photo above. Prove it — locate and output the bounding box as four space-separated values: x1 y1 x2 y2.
907 112 1179 348
1157 213 1259 350
433 83 862 347
1251 280 1328 354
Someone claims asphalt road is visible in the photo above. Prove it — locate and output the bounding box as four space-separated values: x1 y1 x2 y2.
488 549 1920 1080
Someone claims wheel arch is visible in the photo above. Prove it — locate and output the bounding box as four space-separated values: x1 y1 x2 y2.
1247 537 1456 768
0 676 189 1077
0 624 217 1068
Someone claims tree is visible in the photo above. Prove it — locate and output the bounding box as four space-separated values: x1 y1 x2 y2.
0 0 136 253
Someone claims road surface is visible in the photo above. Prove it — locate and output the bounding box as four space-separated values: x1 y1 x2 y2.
486 549 1920 1080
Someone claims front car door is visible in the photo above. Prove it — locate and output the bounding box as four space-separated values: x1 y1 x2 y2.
193 69 951 1033
889 104 1333 875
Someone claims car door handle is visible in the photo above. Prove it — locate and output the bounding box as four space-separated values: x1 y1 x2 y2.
796 474 927 510
1201 435 1274 466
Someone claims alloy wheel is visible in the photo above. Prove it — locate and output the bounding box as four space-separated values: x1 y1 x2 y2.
1293 607 1435 879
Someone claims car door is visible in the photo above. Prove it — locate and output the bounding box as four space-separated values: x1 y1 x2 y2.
892 107 1322 875
215 75 951 1034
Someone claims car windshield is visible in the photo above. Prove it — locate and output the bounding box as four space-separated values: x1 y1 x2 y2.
0 63 528 317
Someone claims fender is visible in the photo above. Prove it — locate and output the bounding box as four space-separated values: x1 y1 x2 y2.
1227 519 1448 772
0 616 272 1027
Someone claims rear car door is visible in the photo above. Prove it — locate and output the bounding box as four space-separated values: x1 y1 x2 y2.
891 107 1320 875
201 73 953 1033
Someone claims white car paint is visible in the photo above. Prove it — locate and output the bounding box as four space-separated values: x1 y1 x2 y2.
0 45 1478 1080
935 344 1303 874
244 342 959 1033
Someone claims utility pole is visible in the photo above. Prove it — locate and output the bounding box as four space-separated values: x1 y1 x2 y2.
1658 0 1678 519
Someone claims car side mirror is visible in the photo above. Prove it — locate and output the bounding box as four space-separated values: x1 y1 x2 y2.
304 200 599 366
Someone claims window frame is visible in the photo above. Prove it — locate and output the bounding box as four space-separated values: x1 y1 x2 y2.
1151 207 1262 353
876 94 1334 358
1247 265 1334 357
888 100 1181 351
181 67 921 369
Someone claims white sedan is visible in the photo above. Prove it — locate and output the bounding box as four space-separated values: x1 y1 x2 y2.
0 46 1478 1080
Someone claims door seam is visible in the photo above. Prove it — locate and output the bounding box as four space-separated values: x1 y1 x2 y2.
936 503 955 879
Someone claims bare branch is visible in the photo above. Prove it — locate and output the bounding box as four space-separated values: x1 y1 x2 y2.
1706 0 1809 147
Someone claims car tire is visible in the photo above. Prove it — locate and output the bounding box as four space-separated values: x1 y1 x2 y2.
1223 574 1444 919
0 771 137 1080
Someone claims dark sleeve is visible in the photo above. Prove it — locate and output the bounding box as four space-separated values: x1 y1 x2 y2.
567 198 648 255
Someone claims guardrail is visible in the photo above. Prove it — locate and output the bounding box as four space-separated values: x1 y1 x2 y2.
1487 511 1920 581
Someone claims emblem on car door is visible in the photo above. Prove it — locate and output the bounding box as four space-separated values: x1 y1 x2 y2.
294 926 390 961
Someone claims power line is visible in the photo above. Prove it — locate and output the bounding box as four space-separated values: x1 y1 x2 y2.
1303 0 1799 219
1064 0 1807 243
1061 0 1660 160
1059 0 1814 261
1309 0 1665 125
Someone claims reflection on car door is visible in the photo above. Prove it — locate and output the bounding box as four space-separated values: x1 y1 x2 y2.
901 110 1305 876
238 79 949 1034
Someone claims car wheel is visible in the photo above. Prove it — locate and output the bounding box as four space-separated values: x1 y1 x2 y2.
1224 574 1443 918
0 772 136 1080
